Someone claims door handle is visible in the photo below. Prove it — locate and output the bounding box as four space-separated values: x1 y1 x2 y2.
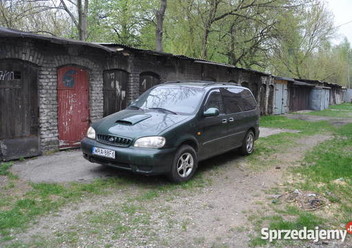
222 119 227 124
228 117 234 122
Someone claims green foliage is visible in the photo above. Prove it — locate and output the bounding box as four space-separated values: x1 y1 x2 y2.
269 0 337 80
87 0 157 46
1 0 351 85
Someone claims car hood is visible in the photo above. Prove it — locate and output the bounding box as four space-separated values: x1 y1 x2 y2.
94 110 191 138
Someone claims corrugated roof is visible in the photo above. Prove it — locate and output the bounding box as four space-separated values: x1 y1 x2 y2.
0 27 113 52
294 78 342 89
98 43 271 76
293 80 315 87
274 76 295 82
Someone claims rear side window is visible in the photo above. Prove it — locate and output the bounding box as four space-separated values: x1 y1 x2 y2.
240 89 257 111
220 88 257 113
221 88 242 113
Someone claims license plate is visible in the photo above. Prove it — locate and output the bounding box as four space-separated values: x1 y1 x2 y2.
92 147 115 159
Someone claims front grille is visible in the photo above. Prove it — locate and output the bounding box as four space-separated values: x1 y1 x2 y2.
97 134 132 147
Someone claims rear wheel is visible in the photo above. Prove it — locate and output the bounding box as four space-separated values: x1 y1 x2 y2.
168 145 198 183
241 130 255 155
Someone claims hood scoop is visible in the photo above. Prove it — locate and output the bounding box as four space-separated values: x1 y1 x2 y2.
115 114 151 125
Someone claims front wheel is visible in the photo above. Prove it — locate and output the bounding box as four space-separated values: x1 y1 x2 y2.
241 130 255 155
168 145 198 183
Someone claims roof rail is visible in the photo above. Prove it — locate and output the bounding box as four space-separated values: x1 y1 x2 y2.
163 80 217 85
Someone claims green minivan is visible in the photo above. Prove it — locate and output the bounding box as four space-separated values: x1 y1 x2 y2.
81 81 259 182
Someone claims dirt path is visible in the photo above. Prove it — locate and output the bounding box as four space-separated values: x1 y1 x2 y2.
9 132 332 248
285 113 352 126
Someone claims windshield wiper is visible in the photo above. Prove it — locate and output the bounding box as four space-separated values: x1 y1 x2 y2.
149 107 177 115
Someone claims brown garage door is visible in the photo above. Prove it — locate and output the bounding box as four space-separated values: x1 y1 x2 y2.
103 69 128 117
57 66 90 148
0 59 40 161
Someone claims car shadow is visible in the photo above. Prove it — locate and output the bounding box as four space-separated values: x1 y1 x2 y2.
92 149 243 187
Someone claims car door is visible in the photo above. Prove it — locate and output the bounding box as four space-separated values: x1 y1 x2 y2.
220 87 247 148
197 89 230 159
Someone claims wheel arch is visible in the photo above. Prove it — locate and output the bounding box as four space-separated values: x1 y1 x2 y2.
176 137 199 153
247 127 258 140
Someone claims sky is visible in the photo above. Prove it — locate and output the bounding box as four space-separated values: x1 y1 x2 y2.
325 0 352 44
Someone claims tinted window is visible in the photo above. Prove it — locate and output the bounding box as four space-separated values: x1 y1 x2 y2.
220 88 242 113
204 90 224 114
220 88 257 113
131 86 205 114
240 89 257 111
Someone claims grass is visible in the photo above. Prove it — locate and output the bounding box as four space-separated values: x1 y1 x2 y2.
250 209 324 247
329 103 352 110
0 177 127 242
305 103 352 118
292 123 352 225
0 162 14 176
247 115 335 170
249 104 352 246
260 115 335 135
0 161 210 246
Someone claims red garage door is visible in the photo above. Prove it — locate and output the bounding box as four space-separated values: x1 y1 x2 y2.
57 66 89 148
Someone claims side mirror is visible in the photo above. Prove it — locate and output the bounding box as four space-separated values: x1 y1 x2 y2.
203 107 220 117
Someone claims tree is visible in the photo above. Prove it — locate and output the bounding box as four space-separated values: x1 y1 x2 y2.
269 0 335 79
59 0 88 41
155 0 167 52
0 0 69 36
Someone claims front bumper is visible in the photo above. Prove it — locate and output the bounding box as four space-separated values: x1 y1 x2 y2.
81 137 176 175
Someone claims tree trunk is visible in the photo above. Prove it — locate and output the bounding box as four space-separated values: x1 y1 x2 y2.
77 0 88 41
201 28 210 59
155 0 167 52
201 0 219 59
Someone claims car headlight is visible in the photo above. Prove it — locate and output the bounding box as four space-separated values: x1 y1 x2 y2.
87 127 96 139
134 136 166 148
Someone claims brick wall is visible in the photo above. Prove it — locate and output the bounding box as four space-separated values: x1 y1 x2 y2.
0 38 108 152
0 37 272 155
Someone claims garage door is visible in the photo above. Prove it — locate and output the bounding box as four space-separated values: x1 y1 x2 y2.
103 69 128 117
0 59 40 161
57 66 89 148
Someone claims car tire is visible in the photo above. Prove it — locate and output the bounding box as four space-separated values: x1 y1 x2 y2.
168 145 198 183
241 130 255 155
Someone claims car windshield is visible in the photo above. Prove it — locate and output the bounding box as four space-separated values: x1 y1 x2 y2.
130 86 205 114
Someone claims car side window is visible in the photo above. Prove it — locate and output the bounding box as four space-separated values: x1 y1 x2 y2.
204 90 225 114
220 88 242 114
240 89 257 111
